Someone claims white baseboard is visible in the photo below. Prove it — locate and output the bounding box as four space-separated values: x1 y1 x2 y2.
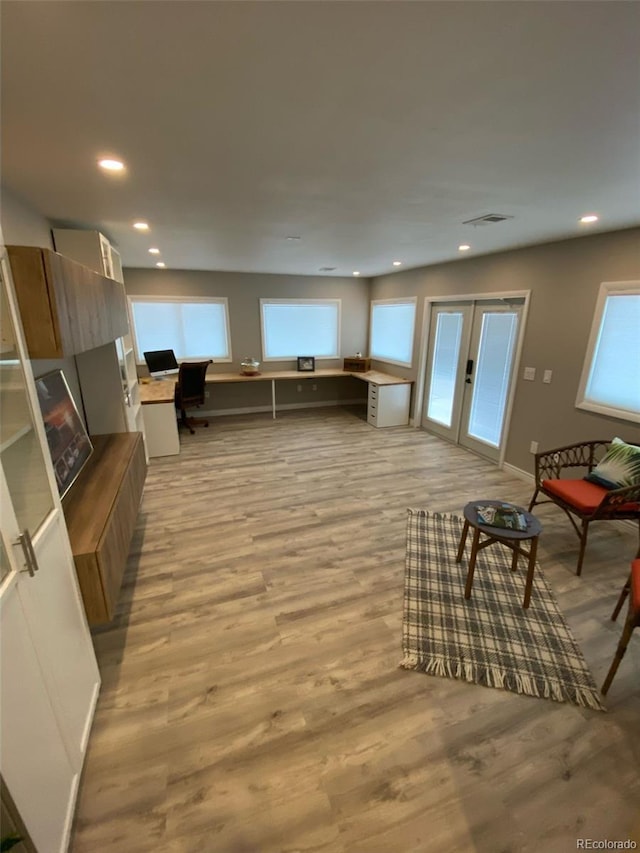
501 462 535 485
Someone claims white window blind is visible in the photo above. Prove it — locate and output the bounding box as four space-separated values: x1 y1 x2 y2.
427 312 464 426
129 297 231 361
370 299 416 366
260 299 340 360
467 312 519 447
577 282 640 422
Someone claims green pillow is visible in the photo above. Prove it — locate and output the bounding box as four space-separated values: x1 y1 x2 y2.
584 437 640 489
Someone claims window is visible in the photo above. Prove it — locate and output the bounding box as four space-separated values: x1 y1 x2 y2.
260 299 341 360
128 296 231 362
576 281 640 422
369 298 417 367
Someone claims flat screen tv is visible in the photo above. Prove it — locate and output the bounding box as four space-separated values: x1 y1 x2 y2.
143 349 179 377
35 370 93 498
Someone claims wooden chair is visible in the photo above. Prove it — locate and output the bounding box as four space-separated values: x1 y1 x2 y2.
174 360 212 435
601 559 640 695
528 440 640 576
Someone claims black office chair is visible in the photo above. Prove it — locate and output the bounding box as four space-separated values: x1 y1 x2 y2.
174 360 213 434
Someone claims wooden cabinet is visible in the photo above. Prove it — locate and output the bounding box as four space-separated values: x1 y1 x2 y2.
6 245 128 358
7 244 147 627
62 432 146 625
47 231 147 450
343 356 371 372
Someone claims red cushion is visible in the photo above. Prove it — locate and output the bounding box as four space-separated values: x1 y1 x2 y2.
631 560 640 614
542 479 609 513
542 479 640 514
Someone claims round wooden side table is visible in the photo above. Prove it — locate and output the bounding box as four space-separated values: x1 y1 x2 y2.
456 500 543 609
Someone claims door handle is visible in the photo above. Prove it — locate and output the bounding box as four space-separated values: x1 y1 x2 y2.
465 377 472 384
17 530 39 577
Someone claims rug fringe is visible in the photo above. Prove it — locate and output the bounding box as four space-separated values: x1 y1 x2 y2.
399 655 605 711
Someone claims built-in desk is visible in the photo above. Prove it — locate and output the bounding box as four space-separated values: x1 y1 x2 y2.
139 368 412 457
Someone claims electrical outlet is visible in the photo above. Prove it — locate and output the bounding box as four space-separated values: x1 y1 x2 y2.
530 440 539 454
312 384 317 391
204 391 210 398
543 369 553 384
297 384 302 392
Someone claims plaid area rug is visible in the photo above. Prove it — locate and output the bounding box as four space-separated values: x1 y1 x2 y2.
401 510 605 710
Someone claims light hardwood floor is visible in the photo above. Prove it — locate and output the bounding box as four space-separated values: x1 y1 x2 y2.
70 407 640 853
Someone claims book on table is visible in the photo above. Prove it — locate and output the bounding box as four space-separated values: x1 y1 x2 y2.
476 504 528 531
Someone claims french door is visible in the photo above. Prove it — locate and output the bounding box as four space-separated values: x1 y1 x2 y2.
422 300 522 462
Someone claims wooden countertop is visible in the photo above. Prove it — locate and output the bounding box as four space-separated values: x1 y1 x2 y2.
138 377 177 404
139 368 412 404
62 433 141 554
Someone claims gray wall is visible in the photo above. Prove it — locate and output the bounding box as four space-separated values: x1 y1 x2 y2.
370 227 640 474
123 267 370 411
3 183 638 467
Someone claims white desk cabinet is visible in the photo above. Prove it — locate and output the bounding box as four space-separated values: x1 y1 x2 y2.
142 401 180 457
367 382 411 428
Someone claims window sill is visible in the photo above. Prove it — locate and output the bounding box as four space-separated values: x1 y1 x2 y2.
575 399 640 424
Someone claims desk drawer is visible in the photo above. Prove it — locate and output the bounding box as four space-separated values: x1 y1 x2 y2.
367 400 378 426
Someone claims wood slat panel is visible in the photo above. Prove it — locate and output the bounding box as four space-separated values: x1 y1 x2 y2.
6 246 62 357
98 437 147 619
7 246 129 358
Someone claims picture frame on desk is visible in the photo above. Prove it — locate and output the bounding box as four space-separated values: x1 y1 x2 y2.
34 369 93 498
297 356 315 372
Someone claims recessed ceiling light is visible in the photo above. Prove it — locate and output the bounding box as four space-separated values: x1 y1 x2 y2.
133 221 149 231
352 271 361 276
98 158 124 172
458 244 471 252
392 260 402 267
156 262 166 268
148 247 160 254
579 214 599 224
285 236 301 241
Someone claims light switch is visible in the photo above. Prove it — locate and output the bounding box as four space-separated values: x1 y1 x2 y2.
543 369 553 384
523 367 536 381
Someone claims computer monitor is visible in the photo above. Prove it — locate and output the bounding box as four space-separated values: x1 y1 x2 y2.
143 349 179 378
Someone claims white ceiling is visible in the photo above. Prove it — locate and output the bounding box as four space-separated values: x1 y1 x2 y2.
2 1 639 277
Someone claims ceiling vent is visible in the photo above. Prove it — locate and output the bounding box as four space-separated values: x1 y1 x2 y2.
319 266 336 272
462 213 514 226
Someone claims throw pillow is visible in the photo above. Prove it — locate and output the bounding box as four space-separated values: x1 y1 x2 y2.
584 437 640 489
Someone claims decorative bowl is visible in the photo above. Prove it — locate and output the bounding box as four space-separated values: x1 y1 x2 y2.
240 358 261 376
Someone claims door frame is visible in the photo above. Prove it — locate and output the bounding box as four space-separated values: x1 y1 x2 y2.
413 289 531 467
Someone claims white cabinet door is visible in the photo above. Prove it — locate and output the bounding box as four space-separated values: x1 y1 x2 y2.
0 559 79 853
0 247 100 849
17 511 100 765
